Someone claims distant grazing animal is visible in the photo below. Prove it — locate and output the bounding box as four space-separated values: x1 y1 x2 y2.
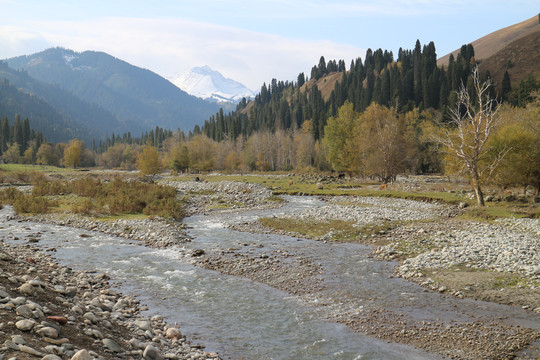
289 180 294 186
379 184 387 190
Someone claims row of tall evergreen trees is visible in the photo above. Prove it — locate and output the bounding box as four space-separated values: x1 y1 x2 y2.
197 41 515 143
92 126 175 153
0 115 45 156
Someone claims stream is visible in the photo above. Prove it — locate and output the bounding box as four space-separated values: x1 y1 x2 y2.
1 196 539 359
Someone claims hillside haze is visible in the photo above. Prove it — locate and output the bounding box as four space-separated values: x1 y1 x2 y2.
0 61 123 143
6 48 220 135
170 66 255 104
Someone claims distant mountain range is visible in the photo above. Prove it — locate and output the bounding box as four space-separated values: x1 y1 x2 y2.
3 48 220 142
1 15 537 144
169 66 254 104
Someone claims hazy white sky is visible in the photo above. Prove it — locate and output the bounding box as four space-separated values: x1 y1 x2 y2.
0 0 537 90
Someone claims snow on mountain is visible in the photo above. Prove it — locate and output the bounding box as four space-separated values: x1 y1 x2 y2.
169 66 255 103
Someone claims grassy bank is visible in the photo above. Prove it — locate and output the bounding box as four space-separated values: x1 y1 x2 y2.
166 173 538 219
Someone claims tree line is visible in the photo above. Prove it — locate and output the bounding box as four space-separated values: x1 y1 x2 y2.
0 115 45 163
2 41 538 201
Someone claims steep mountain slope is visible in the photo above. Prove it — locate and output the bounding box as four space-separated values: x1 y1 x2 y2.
7 48 220 133
0 61 123 141
0 77 79 143
479 30 540 91
438 14 540 65
170 66 255 103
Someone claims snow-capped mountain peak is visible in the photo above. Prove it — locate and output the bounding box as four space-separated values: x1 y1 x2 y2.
169 66 254 103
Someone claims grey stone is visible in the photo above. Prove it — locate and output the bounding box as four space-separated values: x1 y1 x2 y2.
134 320 152 332
102 338 122 352
4 340 19 350
15 319 36 331
18 344 43 356
36 326 59 339
70 349 93 360
71 305 83 315
83 312 98 324
143 345 163 360
15 304 34 318
28 279 47 287
0 288 9 298
129 337 146 349
11 335 26 344
42 355 62 360
12 296 27 305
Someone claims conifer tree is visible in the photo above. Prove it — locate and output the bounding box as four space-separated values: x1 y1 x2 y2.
501 70 512 101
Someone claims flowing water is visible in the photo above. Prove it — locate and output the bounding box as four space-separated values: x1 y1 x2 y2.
1 197 539 359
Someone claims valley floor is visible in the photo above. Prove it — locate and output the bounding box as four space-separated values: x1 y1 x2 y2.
2 174 539 359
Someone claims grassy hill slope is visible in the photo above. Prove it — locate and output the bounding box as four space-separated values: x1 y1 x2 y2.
438 14 540 66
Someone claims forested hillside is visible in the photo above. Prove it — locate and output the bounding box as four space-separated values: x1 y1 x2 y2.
199 40 537 143
0 61 120 142
199 41 475 141
0 77 76 143
7 48 221 134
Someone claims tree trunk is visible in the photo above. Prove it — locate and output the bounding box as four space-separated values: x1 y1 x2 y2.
472 174 485 207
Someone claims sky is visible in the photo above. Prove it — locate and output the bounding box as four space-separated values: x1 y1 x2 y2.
0 0 538 91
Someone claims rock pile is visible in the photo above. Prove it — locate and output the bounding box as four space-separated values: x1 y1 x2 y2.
12 213 190 248
162 180 275 215
288 196 445 225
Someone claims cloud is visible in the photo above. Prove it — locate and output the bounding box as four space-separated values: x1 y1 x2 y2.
0 26 52 59
3 17 365 90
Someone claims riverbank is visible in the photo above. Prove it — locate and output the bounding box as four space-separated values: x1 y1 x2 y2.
4 178 540 359
202 193 540 359
0 214 220 359
228 194 540 313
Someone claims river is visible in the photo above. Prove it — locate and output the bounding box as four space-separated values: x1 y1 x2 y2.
1 196 539 359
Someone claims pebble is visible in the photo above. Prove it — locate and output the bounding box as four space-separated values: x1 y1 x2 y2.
15 319 36 331
102 338 122 352
386 218 540 278
143 344 163 360
70 349 92 360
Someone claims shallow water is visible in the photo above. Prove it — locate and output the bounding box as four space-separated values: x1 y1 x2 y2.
1 197 539 359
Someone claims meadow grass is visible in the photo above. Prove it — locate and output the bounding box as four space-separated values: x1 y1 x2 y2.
259 217 396 242
0 164 70 172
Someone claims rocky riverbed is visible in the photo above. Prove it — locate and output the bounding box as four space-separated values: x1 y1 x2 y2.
0 180 278 360
0 231 219 360
161 180 277 216
212 194 540 359
3 179 540 359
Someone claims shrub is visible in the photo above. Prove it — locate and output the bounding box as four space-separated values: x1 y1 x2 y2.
69 178 103 198
0 187 22 203
72 198 97 215
6 175 185 219
13 194 52 214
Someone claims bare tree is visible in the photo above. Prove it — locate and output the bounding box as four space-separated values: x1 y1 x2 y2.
429 67 506 206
